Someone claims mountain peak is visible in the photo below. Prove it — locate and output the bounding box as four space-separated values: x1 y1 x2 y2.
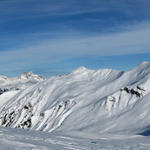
72 66 90 74
137 61 150 69
141 61 150 64
0 75 8 80
20 72 44 81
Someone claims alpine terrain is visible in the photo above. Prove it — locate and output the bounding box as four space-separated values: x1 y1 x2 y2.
0 62 150 149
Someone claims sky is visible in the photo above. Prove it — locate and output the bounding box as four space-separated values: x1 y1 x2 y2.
0 0 150 77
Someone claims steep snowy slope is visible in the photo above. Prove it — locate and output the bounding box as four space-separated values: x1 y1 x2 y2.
0 62 150 137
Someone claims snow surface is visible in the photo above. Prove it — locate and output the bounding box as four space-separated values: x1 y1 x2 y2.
0 63 150 149
0 127 150 150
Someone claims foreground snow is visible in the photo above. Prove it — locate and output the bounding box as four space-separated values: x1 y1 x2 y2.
0 127 150 150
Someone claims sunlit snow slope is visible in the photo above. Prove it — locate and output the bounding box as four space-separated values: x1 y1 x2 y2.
0 62 150 136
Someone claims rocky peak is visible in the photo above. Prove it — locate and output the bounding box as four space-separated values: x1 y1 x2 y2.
20 72 44 81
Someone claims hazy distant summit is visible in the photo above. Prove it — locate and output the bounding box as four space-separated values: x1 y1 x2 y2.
20 72 44 81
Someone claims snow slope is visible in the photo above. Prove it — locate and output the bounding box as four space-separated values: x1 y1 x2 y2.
0 127 150 150
0 62 150 139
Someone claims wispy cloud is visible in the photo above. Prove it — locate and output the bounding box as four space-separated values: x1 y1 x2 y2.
0 21 150 76
1 0 150 18
5 21 150 55
0 0 150 76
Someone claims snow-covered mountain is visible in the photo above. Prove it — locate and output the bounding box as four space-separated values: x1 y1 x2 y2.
0 62 150 138
0 71 44 91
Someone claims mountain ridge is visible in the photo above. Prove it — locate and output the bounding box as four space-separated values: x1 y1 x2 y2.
0 62 150 137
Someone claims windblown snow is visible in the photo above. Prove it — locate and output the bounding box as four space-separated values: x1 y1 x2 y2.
1 62 150 149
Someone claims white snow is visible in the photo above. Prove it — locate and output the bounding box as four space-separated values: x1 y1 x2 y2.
0 63 150 149
0 127 150 150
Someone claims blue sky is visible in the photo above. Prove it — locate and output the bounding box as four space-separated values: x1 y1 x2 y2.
0 0 150 77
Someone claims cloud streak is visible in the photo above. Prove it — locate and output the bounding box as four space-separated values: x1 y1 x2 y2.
0 21 150 76
0 0 150 76
1 0 150 19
